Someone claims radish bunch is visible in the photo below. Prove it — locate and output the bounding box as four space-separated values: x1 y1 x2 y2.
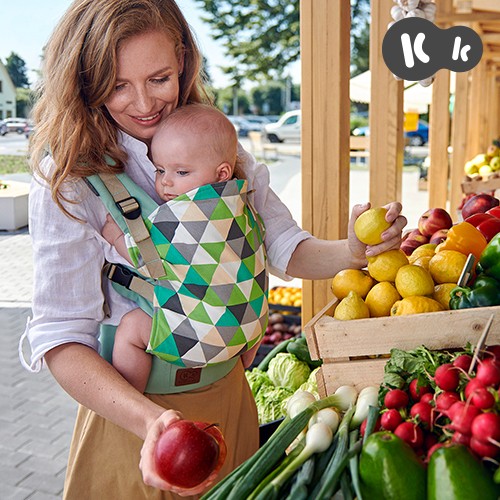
372 345 500 464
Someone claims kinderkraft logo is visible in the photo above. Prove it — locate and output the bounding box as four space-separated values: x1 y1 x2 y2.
382 17 483 81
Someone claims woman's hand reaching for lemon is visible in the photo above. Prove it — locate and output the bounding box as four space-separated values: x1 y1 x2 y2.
349 202 407 262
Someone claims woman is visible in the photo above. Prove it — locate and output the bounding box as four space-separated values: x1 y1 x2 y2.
20 0 407 498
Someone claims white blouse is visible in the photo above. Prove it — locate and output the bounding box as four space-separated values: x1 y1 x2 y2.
20 133 311 372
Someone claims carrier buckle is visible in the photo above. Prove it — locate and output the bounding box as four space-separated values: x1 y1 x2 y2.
106 263 134 288
116 196 141 220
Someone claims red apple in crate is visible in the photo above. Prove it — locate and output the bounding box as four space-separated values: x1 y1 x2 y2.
477 217 500 242
429 228 449 245
400 229 429 256
486 206 500 218
465 212 495 228
418 208 453 238
461 193 500 220
154 420 227 490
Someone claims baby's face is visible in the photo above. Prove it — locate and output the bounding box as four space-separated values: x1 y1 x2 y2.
152 131 227 202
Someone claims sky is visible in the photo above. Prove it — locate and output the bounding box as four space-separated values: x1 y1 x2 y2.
0 0 300 89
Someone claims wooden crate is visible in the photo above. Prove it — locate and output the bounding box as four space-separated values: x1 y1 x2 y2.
461 174 500 195
304 297 500 397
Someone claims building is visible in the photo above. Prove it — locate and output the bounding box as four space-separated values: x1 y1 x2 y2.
0 61 17 120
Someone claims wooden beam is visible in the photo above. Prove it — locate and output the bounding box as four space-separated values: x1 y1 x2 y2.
450 71 470 221
300 0 351 321
428 70 451 210
437 12 500 23
369 0 404 207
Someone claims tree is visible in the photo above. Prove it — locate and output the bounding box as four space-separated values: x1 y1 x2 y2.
351 0 371 76
5 52 30 88
194 0 299 84
194 0 370 84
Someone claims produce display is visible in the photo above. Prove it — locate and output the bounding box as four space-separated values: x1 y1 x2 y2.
246 336 322 425
263 313 302 346
356 344 500 499
202 342 500 499
154 420 227 490
330 202 500 319
463 140 500 179
202 383 378 500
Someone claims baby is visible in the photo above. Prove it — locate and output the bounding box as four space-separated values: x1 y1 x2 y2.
102 104 260 392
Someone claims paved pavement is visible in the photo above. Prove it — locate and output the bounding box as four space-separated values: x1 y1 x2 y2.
0 225 78 500
0 145 429 499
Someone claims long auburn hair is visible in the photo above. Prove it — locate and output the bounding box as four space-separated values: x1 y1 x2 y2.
31 0 211 217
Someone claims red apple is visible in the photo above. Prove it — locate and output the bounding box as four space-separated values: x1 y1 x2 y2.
477 217 500 242
400 229 429 255
418 208 453 237
429 228 449 245
465 212 495 228
154 420 227 490
461 193 500 220
486 206 500 218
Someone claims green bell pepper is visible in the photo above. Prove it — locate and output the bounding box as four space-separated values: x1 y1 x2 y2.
449 274 500 309
479 232 500 280
428 444 500 500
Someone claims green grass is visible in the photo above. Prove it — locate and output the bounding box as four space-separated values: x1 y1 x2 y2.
0 155 30 175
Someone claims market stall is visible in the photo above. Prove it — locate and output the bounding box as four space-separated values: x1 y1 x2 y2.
201 1 500 499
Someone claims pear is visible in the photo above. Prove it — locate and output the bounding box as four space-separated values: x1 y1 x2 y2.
334 291 370 321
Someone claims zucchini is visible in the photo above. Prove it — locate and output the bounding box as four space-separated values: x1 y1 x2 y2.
286 337 322 369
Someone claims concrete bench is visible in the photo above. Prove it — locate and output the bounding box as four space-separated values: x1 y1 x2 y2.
350 135 370 165
248 131 279 161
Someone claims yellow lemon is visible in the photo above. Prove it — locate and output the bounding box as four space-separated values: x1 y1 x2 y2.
354 207 391 246
334 291 370 320
428 250 468 284
331 269 375 300
367 249 409 282
365 282 402 317
391 296 445 316
408 243 437 264
395 264 435 298
433 283 457 310
411 254 433 272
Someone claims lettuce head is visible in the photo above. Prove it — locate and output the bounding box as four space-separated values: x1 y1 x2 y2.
267 353 311 391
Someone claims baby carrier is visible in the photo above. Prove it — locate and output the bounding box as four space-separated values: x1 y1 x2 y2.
87 172 269 374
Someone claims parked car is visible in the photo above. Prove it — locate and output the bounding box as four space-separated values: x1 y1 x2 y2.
24 121 35 138
0 121 7 136
263 110 301 143
2 117 29 134
352 120 429 147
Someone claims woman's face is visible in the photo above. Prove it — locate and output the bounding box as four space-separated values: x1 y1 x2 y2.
105 30 183 143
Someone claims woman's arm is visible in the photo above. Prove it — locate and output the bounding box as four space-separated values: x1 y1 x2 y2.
102 214 133 265
44 342 166 438
286 202 407 279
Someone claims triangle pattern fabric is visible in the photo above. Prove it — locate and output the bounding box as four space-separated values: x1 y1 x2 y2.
122 179 269 369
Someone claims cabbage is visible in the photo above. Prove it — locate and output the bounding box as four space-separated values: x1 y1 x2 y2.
298 367 320 399
254 385 294 424
245 368 273 397
267 353 311 391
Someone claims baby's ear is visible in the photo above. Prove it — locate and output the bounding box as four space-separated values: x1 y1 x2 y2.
217 162 232 181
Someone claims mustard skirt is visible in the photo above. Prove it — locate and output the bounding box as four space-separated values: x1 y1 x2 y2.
63 361 259 499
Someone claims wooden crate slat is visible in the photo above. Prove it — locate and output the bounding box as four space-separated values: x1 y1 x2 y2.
318 359 387 396
305 296 500 396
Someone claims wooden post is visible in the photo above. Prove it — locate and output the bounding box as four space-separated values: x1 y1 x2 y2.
428 70 452 210
450 71 471 220
369 0 404 207
300 0 351 322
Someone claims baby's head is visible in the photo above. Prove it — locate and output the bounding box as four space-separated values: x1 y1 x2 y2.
151 103 239 202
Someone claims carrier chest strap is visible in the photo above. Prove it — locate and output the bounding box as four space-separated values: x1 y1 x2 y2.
105 263 155 303
98 173 165 279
